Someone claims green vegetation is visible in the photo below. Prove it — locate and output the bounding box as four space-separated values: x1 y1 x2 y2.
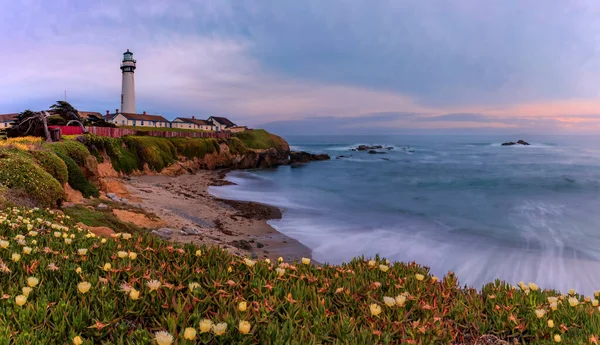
0 150 64 207
0 208 599 344
122 136 177 172
227 137 249 155
29 149 69 185
49 140 90 166
54 151 99 198
62 205 142 234
234 129 289 152
118 125 207 133
170 137 220 159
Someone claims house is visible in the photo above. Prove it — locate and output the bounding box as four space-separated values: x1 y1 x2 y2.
172 116 215 131
78 111 103 120
207 116 236 132
107 110 170 128
0 113 18 128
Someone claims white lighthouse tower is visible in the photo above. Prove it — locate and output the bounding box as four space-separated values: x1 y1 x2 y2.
120 49 136 114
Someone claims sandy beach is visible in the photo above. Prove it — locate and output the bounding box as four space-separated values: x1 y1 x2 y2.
119 170 312 262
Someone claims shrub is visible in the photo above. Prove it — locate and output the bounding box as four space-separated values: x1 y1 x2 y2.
234 129 289 152
170 137 220 159
50 140 90 165
54 151 99 198
110 146 139 174
227 137 248 155
122 136 176 171
29 149 69 185
0 149 64 207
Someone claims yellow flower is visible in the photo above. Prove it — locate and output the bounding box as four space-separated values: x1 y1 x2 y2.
278 257 284 262
548 319 554 328
128 252 137 260
276 267 285 277
550 302 558 310
22 246 32 254
594 290 600 297
302 257 311 265
212 322 227 336
146 280 161 291
183 327 196 340
77 248 87 256
554 334 561 343
154 331 173 345
0 240 8 248
568 297 579 307
76 267 82 274
199 319 213 333
227 266 233 273
568 289 576 296
73 336 83 345
395 294 407 307
593 300 599 307
528 282 539 291
117 251 128 259
78 281 91 294
379 265 389 272
383 296 396 307
27 277 39 287
103 263 112 271
585 296 592 303
238 301 247 311
367 260 376 267
11 253 20 262
22 287 32 297
100 238 107 243
547 296 558 304
239 321 251 334
122 233 132 240
195 249 202 256
431 276 439 283
15 294 27 306
535 308 546 318
62 233 68 238
265 258 271 264
415 273 425 281
129 289 140 300
189 282 200 291
244 258 256 267
64 238 72 245
31 240 36 245
370 303 382 316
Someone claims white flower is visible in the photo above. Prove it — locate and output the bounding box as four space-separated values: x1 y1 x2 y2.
154 331 173 345
77 248 88 256
535 308 546 318
395 294 407 307
275 267 285 277
146 280 161 291
383 296 396 307
568 297 579 307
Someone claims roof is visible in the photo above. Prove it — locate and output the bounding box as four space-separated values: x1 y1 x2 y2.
78 111 103 119
175 117 213 126
0 113 18 122
209 116 236 127
117 113 169 122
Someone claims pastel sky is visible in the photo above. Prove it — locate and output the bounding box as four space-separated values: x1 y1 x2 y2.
2 0 600 134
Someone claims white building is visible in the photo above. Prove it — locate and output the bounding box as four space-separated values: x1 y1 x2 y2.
172 117 215 131
0 113 18 128
120 49 136 114
107 111 170 128
207 116 236 132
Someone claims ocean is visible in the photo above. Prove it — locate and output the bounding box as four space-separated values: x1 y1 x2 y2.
210 134 600 295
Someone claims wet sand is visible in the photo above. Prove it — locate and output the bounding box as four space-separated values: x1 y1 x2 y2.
121 170 312 262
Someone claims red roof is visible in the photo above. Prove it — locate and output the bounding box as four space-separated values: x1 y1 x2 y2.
117 113 169 122
0 113 18 122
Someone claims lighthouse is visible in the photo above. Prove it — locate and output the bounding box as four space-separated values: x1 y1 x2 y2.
120 49 136 114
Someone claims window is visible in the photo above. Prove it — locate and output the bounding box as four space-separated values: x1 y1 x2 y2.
122 120 125 125
141 121 144 126
133 120 136 126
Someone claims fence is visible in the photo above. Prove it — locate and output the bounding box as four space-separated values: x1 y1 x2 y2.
48 126 84 135
85 126 231 139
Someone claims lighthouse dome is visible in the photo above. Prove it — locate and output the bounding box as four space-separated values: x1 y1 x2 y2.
123 49 135 62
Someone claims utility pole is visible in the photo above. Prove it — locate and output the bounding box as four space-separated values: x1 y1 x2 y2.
64 90 67 102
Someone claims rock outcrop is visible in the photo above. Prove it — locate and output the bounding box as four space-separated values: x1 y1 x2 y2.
289 151 331 164
502 140 530 146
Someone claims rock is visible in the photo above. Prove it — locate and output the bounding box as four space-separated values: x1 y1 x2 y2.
502 140 530 146
77 222 115 237
120 198 129 203
231 240 252 250
251 252 258 259
106 193 116 199
97 203 108 210
151 228 173 240
289 151 331 164
180 226 202 235
357 145 383 151
385 147 394 150
256 242 265 248
517 140 530 145
368 150 386 154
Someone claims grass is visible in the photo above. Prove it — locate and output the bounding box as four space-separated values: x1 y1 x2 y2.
122 136 177 172
234 129 289 152
1 208 600 344
54 151 99 198
29 149 69 185
62 205 143 235
170 137 220 159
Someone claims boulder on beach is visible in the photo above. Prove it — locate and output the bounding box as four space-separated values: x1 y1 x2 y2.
356 145 384 151
368 150 386 154
289 151 331 164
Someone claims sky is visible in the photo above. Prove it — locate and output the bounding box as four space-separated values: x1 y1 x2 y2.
1 0 600 134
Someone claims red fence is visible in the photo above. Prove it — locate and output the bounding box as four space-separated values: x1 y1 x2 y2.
85 126 230 139
48 126 84 135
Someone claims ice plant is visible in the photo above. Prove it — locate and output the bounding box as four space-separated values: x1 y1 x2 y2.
395 294 407 307
368 260 376 267
370 303 382 316
383 296 395 307
77 282 91 294
554 334 561 342
238 301 247 311
15 295 27 306
22 246 32 254
379 264 389 272
64 238 72 245
415 273 425 281
11 253 20 262
122 233 132 240
535 308 546 318
27 277 39 287
302 257 311 265
128 252 137 260
146 280 161 292
77 248 87 256
22 287 32 297
188 282 200 291
0 240 8 248
73 336 83 345
103 263 111 271
154 331 174 345
129 289 140 300
568 297 579 307
199 319 213 333
244 258 256 267
195 249 201 256
117 251 127 259
239 321 251 334
548 320 554 328
276 267 286 277
212 322 227 336
183 327 197 340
